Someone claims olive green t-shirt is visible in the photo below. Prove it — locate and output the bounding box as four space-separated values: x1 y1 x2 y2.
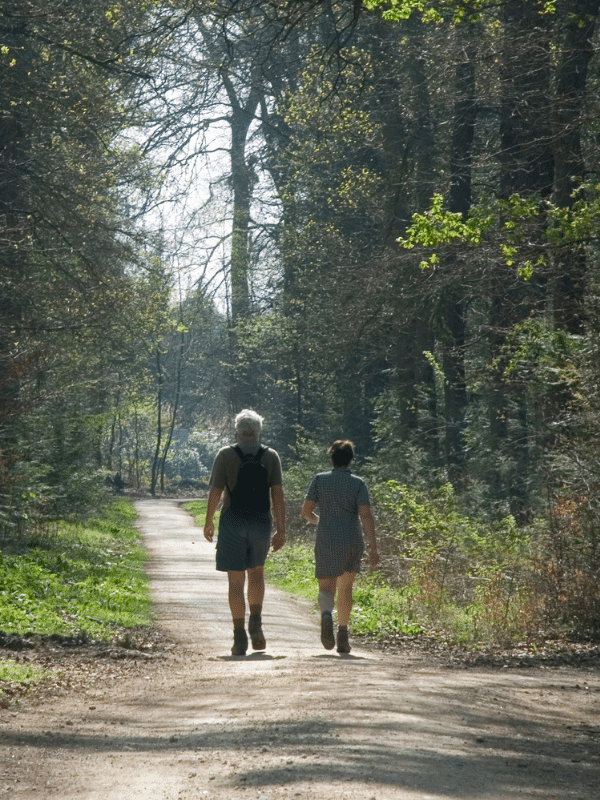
209 441 283 513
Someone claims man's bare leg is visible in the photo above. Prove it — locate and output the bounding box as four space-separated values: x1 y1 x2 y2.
228 571 248 655
247 566 266 650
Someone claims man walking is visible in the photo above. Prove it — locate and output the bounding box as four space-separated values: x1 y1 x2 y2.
203 409 286 655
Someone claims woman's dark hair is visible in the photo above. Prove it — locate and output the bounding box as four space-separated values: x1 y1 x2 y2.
327 439 355 467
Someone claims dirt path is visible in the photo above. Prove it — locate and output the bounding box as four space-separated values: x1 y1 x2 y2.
1 498 599 799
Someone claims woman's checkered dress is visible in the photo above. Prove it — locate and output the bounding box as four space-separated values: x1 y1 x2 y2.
305 468 371 578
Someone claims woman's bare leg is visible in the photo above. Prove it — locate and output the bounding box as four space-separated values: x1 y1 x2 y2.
334 572 356 653
336 571 356 627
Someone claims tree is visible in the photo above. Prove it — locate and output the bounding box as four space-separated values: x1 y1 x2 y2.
0 0 164 522
551 0 600 333
352 0 600 518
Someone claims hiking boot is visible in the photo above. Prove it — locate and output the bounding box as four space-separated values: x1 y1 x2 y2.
231 628 248 656
320 612 335 650
248 614 266 651
336 627 351 654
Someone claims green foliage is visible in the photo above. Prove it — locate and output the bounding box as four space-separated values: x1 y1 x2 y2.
0 500 152 639
363 0 536 25
373 480 524 552
399 194 493 260
370 479 598 643
350 572 423 636
282 437 331 503
397 193 550 273
369 389 444 489
0 659 49 693
398 188 600 287
263 543 316 601
363 0 447 23
0 0 175 520
183 500 219 528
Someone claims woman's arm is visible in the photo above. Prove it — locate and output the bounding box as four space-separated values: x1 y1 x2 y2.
301 498 319 525
358 504 379 567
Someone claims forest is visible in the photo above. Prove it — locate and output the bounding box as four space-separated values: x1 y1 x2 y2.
1 0 600 645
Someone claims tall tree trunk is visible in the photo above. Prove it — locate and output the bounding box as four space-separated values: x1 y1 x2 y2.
0 18 30 474
160 328 185 492
387 15 438 452
221 73 262 411
443 35 477 490
150 344 163 497
407 14 435 216
552 0 599 334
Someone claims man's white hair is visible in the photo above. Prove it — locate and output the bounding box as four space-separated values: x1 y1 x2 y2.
234 409 263 438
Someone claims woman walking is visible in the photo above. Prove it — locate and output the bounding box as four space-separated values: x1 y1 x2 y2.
301 440 379 653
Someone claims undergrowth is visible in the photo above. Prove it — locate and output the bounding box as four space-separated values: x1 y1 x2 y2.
372 480 600 645
0 659 48 688
0 499 152 640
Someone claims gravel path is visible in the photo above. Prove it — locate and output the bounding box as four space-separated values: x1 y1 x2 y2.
1 498 599 799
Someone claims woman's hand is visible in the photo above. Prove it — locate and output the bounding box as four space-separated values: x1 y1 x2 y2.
301 499 319 525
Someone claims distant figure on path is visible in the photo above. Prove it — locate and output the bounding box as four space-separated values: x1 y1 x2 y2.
301 440 379 654
204 409 286 655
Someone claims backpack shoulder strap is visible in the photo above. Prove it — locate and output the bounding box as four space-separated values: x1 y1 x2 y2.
231 444 269 463
226 446 244 494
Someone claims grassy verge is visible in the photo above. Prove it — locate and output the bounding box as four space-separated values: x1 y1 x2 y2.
0 499 153 694
183 499 219 529
263 543 316 603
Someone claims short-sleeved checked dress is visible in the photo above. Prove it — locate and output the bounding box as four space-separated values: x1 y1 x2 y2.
305 468 371 578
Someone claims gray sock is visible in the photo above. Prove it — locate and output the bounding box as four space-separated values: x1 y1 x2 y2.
318 590 335 615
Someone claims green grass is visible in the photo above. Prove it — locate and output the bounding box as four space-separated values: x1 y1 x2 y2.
0 658 49 687
264 543 317 602
183 499 219 528
350 573 424 636
0 499 152 640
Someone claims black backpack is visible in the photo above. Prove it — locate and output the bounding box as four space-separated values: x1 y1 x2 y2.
227 445 270 514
